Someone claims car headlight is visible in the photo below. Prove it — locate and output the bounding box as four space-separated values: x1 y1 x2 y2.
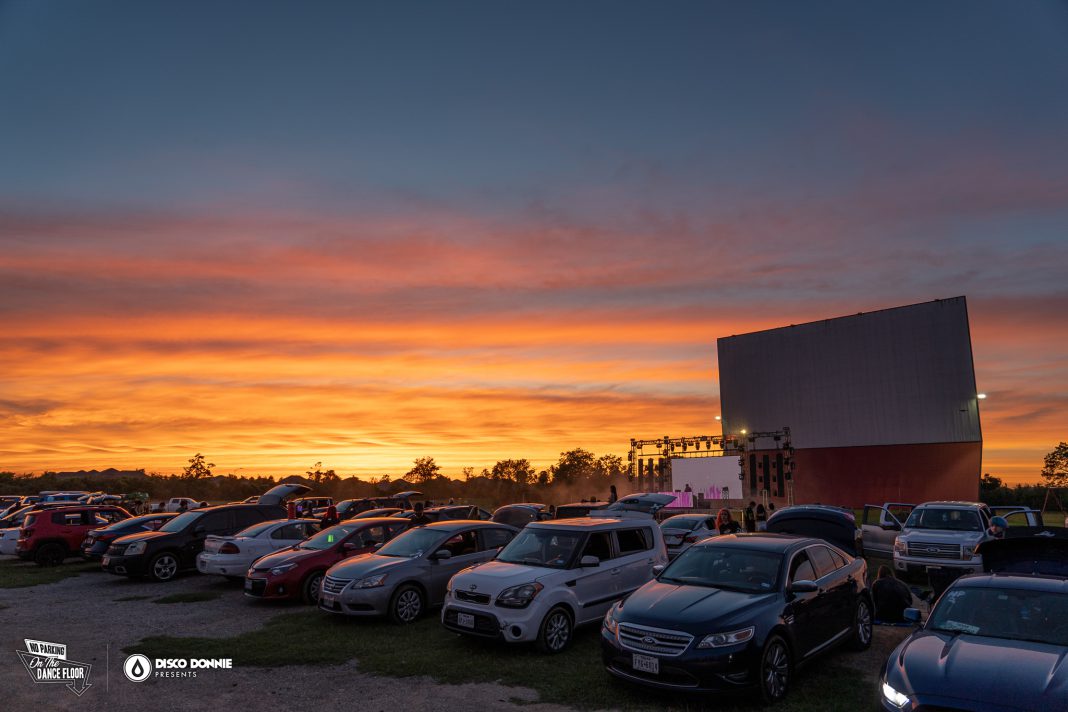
268 563 298 576
124 541 146 556
881 680 910 708
496 582 543 608
893 539 906 555
603 603 621 635
697 626 755 648
353 574 388 589
962 544 977 560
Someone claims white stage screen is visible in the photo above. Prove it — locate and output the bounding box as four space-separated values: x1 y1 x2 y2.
670 457 739 500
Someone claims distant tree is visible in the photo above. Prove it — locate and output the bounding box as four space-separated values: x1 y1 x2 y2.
182 453 214 480
461 466 476 481
1041 442 1068 488
406 457 441 483
491 459 535 486
980 473 1003 493
595 454 626 481
536 470 550 487
549 448 596 486
306 462 339 484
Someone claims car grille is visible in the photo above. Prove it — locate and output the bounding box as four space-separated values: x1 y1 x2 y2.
106 543 126 556
246 578 267 597
618 623 694 657
454 590 491 605
906 542 963 559
321 575 349 596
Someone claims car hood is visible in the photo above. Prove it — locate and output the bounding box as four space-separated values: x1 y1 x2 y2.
620 579 777 630
449 560 555 594
887 630 1068 709
980 530 1068 576
113 530 173 546
901 529 985 544
326 554 411 581
251 546 322 570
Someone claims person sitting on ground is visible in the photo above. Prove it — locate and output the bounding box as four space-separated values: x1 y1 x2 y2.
872 565 913 623
716 508 742 535
409 501 431 527
743 501 757 533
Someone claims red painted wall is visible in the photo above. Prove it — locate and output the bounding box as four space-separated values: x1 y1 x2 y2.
748 441 982 508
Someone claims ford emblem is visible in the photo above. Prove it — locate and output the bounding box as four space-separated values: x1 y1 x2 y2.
641 636 657 646
925 547 939 553
469 584 477 591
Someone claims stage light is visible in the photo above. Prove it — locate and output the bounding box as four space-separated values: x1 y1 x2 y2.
977 393 987 399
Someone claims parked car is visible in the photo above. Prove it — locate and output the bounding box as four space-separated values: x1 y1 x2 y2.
390 506 491 523
879 529 1068 711
602 532 873 702
197 518 320 579
104 483 309 582
766 504 863 557
38 491 90 504
164 497 203 512
891 501 1004 585
491 503 552 528
553 502 610 519
320 520 518 623
81 513 176 560
246 517 411 604
860 502 916 558
348 508 402 520
17 505 130 565
442 493 673 652
660 513 718 559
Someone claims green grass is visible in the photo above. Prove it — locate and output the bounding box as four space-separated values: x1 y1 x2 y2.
126 611 878 710
0 557 100 589
114 594 154 602
152 591 224 604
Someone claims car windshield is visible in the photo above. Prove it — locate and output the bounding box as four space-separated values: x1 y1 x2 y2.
98 516 147 532
158 510 203 533
661 516 704 531
660 546 783 593
297 524 358 550
377 528 446 558
235 521 278 538
496 528 582 569
928 586 1068 646
905 508 981 531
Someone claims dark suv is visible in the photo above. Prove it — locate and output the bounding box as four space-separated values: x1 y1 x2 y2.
103 484 309 582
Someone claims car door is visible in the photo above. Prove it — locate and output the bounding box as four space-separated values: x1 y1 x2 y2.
861 504 911 557
269 522 308 550
182 510 233 566
425 528 486 604
784 550 826 658
570 531 621 625
478 526 516 556
808 545 853 641
614 526 658 595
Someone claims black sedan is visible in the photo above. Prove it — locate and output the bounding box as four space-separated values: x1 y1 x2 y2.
602 533 873 703
81 513 176 559
879 533 1068 711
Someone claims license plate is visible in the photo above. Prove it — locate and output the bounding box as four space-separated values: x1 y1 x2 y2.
102 556 110 566
632 653 659 674
244 578 253 590
457 612 475 629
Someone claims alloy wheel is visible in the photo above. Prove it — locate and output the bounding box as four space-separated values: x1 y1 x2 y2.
396 589 422 622
544 611 570 651
154 554 178 581
763 639 789 701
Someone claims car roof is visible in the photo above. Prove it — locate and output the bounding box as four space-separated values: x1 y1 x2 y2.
422 520 514 532
692 532 816 554
188 503 281 514
529 517 652 530
326 516 405 527
952 573 1068 593
916 501 985 508
663 513 709 519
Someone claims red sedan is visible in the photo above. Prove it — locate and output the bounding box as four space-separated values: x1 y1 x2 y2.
244 517 410 604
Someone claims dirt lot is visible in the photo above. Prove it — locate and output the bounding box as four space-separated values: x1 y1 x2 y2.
1 561 914 712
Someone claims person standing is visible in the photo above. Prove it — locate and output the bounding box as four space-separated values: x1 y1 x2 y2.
410 501 431 527
871 566 913 623
608 485 618 503
716 508 742 535
743 502 757 533
321 504 340 528
755 503 768 531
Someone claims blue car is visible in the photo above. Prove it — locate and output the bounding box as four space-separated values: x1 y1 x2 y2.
879 530 1068 711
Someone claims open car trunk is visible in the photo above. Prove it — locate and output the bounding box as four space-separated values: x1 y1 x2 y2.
767 507 860 557
980 529 1068 577
258 483 312 506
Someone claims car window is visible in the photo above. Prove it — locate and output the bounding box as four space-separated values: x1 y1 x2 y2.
232 509 265 530
238 521 278 538
828 548 848 568
581 532 613 561
616 528 653 554
271 523 307 540
52 511 83 526
385 522 408 538
199 511 232 534
358 525 388 546
807 546 837 578
441 530 479 556
788 552 817 584
479 527 515 551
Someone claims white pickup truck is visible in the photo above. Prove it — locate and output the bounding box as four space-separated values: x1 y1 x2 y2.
861 501 1042 585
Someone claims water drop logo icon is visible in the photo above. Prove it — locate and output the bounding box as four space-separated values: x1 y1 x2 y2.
123 654 152 682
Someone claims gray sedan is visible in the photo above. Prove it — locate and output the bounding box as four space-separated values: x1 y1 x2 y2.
318 520 518 624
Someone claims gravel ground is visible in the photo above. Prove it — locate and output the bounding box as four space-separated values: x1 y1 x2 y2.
1 563 574 712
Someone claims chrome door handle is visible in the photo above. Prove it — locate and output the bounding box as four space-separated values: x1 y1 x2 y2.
610 568 621 575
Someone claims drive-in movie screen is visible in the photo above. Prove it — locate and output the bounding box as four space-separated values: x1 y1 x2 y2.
2 2 1067 711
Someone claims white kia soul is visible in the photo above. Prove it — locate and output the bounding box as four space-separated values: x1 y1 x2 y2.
441 493 671 653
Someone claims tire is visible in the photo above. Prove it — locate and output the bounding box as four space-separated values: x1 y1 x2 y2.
535 606 573 654
850 596 873 651
148 552 180 582
302 571 325 605
35 543 66 567
759 634 792 704
388 584 424 624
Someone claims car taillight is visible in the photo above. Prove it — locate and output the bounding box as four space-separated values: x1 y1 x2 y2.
220 542 240 554
19 529 32 539
684 535 698 543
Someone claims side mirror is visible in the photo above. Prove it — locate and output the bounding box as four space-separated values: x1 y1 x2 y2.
579 555 600 567
193 525 206 537
789 580 819 594
904 608 923 625
652 564 665 576
342 542 358 551
431 549 452 560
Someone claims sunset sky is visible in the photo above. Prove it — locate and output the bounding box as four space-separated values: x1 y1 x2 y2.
1 2 1066 484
